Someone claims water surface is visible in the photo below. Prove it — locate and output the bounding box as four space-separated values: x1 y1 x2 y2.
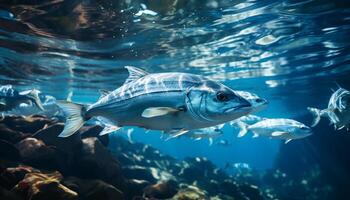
1 0 350 170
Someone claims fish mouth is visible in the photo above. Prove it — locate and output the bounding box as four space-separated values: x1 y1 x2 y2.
255 98 268 106
306 131 313 136
224 103 251 113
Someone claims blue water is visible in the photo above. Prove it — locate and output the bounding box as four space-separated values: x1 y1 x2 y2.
1 0 350 172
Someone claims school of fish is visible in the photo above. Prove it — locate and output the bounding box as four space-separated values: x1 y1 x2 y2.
1 66 349 145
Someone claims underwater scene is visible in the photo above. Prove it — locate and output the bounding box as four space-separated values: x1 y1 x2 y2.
1 0 350 199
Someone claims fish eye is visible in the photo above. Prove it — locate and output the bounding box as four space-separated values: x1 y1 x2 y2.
300 126 308 130
216 92 228 102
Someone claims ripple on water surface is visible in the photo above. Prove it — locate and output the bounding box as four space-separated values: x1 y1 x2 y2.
0 0 349 99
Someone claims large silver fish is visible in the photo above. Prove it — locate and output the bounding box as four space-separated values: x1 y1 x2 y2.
0 85 44 113
57 66 256 137
308 88 350 130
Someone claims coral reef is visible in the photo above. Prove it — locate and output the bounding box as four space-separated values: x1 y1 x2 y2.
0 115 335 199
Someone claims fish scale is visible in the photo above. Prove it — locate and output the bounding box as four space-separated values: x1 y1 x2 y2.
90 73 204 110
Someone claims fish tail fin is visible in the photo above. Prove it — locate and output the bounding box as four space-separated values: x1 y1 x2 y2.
57 101 87 137
307 107 322 127
237 121 248 137
25 89 44 111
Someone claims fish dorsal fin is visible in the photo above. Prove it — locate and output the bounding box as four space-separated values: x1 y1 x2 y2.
124 66 149 84
99 89 111 99
271 131 287 137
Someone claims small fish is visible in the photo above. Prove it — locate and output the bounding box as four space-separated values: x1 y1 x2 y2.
0 85 44 113
4 94 62 118
170 125 224 145
224 162 251 171
216 139 231 146
230 114 264 127
166 124 225 140
308 88 350 130
57 66 253 137
237 118 312 144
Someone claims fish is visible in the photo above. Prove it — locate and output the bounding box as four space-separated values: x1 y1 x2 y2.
216 139 231 146
308 88 350 130
166 124 225 146
0 85 44 113
230 114 264 127
4 94 62 118
235 91 268 114
224 162 252 174
57 66 253 137
237 118 312 144
98 89 267 137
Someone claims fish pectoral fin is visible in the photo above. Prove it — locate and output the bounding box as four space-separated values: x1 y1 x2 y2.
99 125 121 136
252 133 259 138
142 107 180 118
285 139 292 144
165 129 189 141
271 131 287 137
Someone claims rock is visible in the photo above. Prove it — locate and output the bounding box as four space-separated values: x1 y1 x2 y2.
122 165 157 183
71 137 125 189
0 186 23 200
15 138 66 171
125 179 151 198
79 125 109 146
172 185 208 200
178 164 205 183
33 123 82 153
213 180 241 198
115 153 135 166
13 171 78 200
0 139 21 162
239 184 264 200
63 177 123 200
32 124 82 173
143 180 178 199
0 115 55 135
0 124 29 144
15 138 46 159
